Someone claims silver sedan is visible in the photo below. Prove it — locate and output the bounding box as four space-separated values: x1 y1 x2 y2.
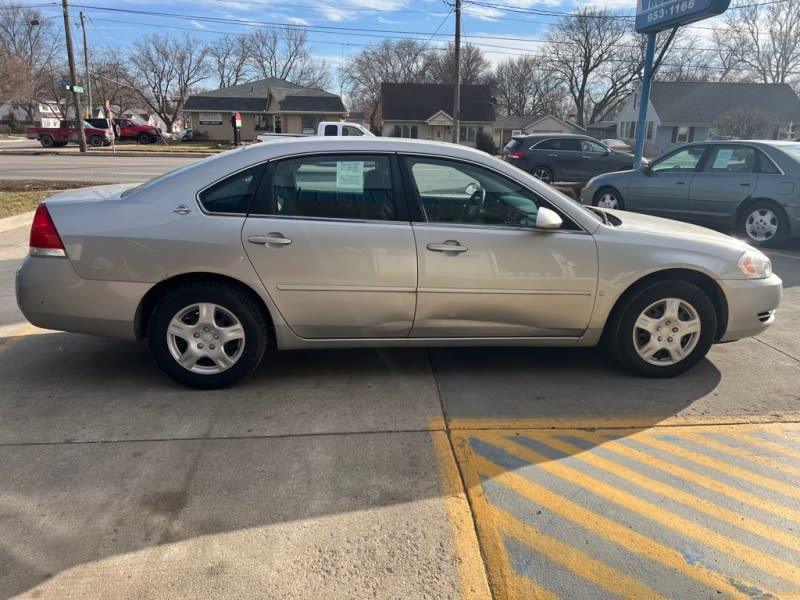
581 140 800 246
16 137 781 388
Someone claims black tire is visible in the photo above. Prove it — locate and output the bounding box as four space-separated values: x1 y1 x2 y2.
53 141 67 148
89 135 103 147
147 282 268 389
531 166 554 184
738 200 788 247
137 132 152 144
593 187 625 210
606 280 716 378
40 135 54 148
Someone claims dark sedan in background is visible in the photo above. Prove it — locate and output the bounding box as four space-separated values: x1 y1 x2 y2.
502 133 636 184
581 140 800 246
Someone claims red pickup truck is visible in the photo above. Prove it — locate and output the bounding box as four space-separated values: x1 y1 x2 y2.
26 120 114 148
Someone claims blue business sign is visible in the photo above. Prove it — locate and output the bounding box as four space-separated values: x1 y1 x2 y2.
636 0 731 33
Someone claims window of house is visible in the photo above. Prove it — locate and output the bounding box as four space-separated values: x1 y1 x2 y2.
675 126 691 143
460 126 479 142
255 114 272 131
302 116 321 134
263 154 396 221
392 125 418 138
646 121 654 140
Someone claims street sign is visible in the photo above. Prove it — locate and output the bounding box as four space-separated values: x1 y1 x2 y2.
72 85 85 93
635 0 731 33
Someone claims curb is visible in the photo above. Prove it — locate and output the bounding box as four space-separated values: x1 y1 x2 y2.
0 149 213 158
0 211 34 234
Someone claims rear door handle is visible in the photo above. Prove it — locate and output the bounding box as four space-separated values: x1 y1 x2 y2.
427 242 468 253
740 182 751 187
248 234 292 246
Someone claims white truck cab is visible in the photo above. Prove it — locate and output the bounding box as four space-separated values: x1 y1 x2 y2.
257 121 373 143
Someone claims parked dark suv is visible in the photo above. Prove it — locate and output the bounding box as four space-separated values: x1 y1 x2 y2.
502 133 636 184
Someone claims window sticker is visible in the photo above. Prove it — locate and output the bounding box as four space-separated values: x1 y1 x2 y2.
337 161 364 189
712 149 734 169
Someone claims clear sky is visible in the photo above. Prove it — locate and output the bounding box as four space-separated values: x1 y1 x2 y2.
19 0 730 91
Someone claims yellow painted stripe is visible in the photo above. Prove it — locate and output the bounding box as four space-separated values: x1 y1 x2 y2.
0 324 40 352
452 436 512 600
466 451 753 598
429 430 492 600
577 429 800 525
490 505 669 600
540 432 800 552
446 415 800 431
635 434 800 502
680 429 800 477
483 432 800 585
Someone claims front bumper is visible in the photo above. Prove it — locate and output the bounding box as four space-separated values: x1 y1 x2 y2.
718 274 783 342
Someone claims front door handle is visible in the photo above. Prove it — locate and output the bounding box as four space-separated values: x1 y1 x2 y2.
740 182 751 187
248 234 292 246
427 241 468 253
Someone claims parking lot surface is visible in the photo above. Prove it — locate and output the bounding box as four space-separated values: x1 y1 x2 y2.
1 217 799 599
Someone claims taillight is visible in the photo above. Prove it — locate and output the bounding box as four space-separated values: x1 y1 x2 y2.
29 204 66 257
507 151 524 159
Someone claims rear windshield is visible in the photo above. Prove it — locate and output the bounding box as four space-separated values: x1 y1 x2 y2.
780 143 800 162
503 138 523 152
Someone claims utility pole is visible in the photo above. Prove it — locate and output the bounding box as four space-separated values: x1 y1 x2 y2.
80 11 92 118
62 0 86 152
451 0 461 144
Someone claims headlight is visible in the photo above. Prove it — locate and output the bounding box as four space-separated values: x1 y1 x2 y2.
738 249 772 279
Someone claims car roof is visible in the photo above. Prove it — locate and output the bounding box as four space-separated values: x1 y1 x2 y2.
513 133 589 139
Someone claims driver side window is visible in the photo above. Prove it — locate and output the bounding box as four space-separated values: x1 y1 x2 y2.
402 156 544 228
652 146 706 173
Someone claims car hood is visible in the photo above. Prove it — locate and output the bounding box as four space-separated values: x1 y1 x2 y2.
45 183 141 203
607 208 750 250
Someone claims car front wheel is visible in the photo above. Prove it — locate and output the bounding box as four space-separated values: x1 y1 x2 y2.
40 135 54 148
89 135 103 147
137 132 152 144
593 187 624 210
607 280 716 378
739 201 788 247
147 282 268 388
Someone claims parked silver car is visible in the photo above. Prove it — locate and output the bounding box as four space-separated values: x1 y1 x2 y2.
581 140 800 246
16 137 781 388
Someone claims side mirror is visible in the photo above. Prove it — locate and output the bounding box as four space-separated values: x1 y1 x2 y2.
535 206 562 230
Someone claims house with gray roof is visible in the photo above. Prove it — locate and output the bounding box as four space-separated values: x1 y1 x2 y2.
614 81 800 155
380 83 495 148
182 78 347 141
493 114 585 148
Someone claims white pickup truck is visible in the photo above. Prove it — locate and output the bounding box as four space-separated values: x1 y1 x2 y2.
257 121 374 142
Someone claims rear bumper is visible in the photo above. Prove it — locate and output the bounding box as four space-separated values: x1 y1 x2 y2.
718 274 783 342
16 256 150 341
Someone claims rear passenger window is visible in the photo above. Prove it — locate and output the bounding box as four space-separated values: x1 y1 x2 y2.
198 165 264 214
267 154 396 221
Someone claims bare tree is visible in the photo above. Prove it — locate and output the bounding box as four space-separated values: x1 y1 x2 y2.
247 27 331 89
712 2 800 86
129 33 210 130
542 8 645 127
717 107 772 138
493 55 566 116
209 33 253 88
424 42 491 85
90 47 141 115
344 39 429 132
0 2 63 120
654 34 717 82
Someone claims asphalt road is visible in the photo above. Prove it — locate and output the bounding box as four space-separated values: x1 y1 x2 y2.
1 151 799 598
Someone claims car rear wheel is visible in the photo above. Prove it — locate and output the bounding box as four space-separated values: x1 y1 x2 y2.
137 132 152 144
40 135 54 148
147 282 268 389
739 201 788 247
593 187 624 210
606 280 716 378
531 166 553 184
88 135 103 147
